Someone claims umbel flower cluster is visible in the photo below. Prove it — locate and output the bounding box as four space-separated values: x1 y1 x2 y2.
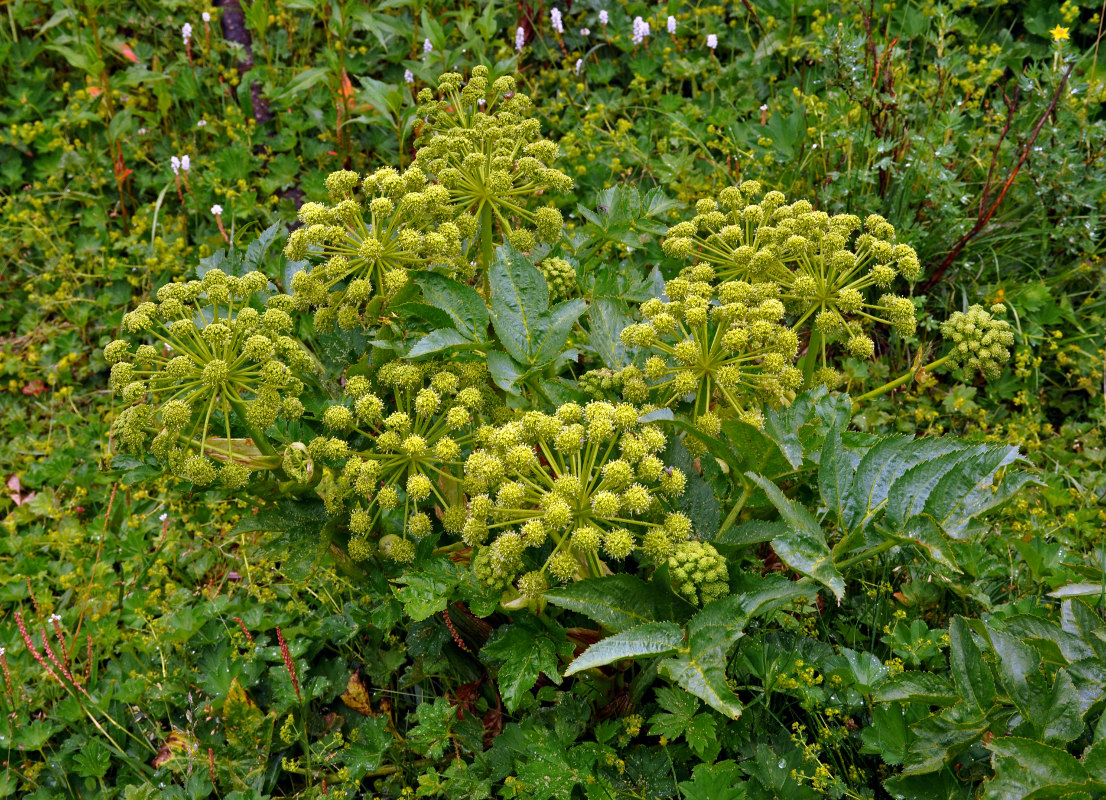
314 360 496 563
460 401 693 597
107 269 312 487
283 66 572 330
660 181 920 386
285 166 471 331
667 541 729 607
620 270 802 430
414 67 570 254
940 304 1015 380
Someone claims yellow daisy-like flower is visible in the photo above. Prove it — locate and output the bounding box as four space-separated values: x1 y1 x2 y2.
1050 25 1070 42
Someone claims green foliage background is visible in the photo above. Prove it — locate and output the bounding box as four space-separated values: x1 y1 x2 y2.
1 0 1104 798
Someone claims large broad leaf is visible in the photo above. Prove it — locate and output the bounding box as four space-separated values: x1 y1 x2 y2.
874 672 960 706
564 622 685 676
659 579 813 720
819 420 853 529
749 474 845 599
925 447 1036 539
231 499 330 580
587 297 634 370
901 703 993 775
482 613 571 712
530 298 588 367
392 558 461 622
841 435 968 531
489 244 550 364
949 617 996 711
544 575 677 632
660 652 744 721
984 736 1098 800
762 386 852 468
412 271 488 339
883 444 992 526
407 328 475 359
486 350 525 394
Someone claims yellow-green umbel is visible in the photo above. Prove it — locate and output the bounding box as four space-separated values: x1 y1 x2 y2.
667 541 729 606
940 304 1015 379
619 269 801 431
107 269 312 487
662 182 920 385
461 401 692 594
285 166 472 330
414 67 572 273
316 360 491 562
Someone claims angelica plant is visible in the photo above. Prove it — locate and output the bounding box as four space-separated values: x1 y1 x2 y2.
461 401 692 597
414 66 571 275
284 166 472 330
107 269 312 487
662 182 920 384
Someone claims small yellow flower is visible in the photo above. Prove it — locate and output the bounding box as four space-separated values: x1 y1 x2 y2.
1050 25 1070 42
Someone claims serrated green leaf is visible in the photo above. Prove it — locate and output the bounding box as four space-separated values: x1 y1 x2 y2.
819 420 853 528
748 474 845 599
659 652 743 720
482 613 570 712
842 435 966 531
678 761 746 800
543 575 677 632
486 350 524 394
901 703 992 775
987 736 1089 784
714 520 786 548
530 298 587 366
884 444 990 526
412 271 489 338
588 298 634 369
407 328 474 359
564 622 685 676
393 558 461 622
489 244 549 364
874 672 959 706
949 617 995 711
926 448 1036 539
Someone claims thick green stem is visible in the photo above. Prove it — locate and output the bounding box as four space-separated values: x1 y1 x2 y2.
480 202 495 296
716 479 752 539
801 329 823 387
852 353 953 405
836 539 898 572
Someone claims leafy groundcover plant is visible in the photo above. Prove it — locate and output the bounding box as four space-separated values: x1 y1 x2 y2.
101 68 1105 800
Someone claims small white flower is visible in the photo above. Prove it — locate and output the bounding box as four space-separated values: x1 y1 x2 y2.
182 23 192 44
202 12 210 22
423 38 433 54
632 16 650 45
477 98 485 106
138 127 148 135
196 119 207 127
49 614 62 623
706 33 718 50
598 9 609 26
580 28 590 37
515 26 526 52
211 204 223 216
170 156 181 175
551 8 564 34
575 58 583 74
404 69 414 84
667 16 677 35
159 512 168 521
180 155 190 171
760 104 768 111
